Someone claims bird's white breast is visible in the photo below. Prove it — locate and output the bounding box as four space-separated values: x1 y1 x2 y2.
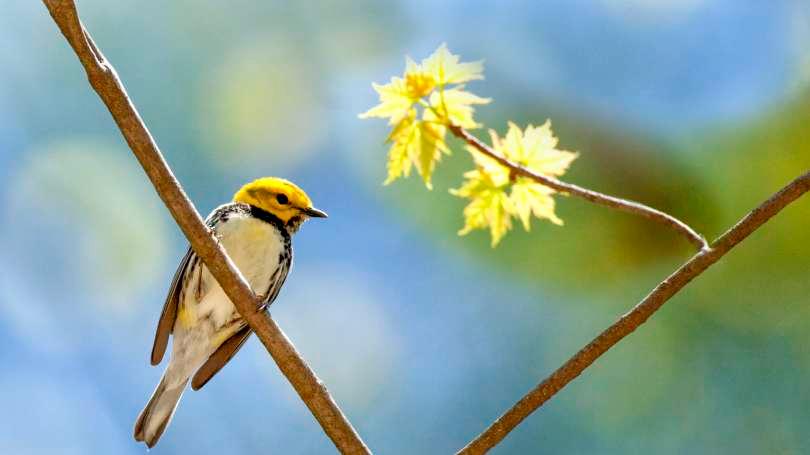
196 212 286 327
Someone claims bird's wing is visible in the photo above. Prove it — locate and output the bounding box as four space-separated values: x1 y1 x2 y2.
150 247 193 365
191 252 292 389
191 324 252 390
149 203 240 365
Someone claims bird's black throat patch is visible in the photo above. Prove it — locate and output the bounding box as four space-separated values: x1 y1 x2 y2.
285 215 304 233
245 204 290 240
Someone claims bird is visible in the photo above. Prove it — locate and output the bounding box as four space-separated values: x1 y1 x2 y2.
133 177 327 448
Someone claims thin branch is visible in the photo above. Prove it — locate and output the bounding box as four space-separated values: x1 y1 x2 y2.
457 170 810 454
448 125 709 251
41 2 371 453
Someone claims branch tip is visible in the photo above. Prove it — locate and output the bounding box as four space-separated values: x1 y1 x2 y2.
449 125 709 251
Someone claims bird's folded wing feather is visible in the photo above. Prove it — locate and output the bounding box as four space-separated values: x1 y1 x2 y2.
150 204 238 365
191 324 252 390
150 247 193 365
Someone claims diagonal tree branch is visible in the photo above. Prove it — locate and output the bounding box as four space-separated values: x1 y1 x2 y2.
41 1 371 453
449 125 709 251
457 170 810 454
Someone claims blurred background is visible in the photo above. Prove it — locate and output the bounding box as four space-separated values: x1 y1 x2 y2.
2 1 809 453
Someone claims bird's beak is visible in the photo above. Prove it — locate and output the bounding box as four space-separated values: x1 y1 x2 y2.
302 207 328 218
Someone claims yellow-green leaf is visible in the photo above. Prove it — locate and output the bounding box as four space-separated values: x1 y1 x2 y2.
382 110 449 188
359 78 416 125
510 179 561 230
429 87 490 129
454 186 514 247
421 43 484 86
383 110 418 184
497 121 578 176
414 120 449 189
361 44 491 190
453 121 576 245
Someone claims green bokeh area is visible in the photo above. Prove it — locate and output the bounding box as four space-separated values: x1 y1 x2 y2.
1 1 809 454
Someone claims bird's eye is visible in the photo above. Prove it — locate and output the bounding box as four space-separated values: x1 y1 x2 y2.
276 193 289 205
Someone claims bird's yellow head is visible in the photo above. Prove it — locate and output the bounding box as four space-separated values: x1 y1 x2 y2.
233 177 327 228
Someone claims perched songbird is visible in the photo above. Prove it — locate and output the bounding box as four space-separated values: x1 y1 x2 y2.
134 177 327 448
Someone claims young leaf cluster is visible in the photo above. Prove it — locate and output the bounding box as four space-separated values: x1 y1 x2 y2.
361 45 577 246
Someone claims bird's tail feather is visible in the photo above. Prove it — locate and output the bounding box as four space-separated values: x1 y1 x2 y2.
134 372 188 448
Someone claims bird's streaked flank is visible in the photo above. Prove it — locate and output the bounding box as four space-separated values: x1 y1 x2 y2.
134 177 327 448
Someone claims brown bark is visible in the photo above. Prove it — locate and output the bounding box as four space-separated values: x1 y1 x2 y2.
457 170 810 454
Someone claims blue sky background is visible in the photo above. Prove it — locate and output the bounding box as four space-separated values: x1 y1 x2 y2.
2 1 810 453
